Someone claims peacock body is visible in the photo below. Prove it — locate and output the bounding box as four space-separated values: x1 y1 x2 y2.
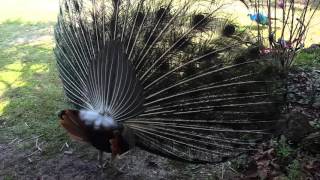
55 0 281 164
248 13 269 25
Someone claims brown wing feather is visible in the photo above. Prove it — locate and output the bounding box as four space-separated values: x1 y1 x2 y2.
59 109 89 142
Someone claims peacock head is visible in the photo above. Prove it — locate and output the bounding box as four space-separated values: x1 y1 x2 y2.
248 13 254 20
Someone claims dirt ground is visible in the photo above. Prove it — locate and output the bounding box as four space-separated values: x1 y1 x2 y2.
0 139 234 180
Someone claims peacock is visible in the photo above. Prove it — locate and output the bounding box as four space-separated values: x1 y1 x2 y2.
54 0 282 166
248 13 269 25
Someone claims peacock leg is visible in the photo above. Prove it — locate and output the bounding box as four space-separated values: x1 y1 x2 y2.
97 150 104 169
101 153 116 168
101 155 125 174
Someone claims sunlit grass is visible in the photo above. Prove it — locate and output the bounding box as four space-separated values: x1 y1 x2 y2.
295 48 320 67
0 100 9 116
0 16 69 149
30 64 49 73
0 40 66 126
0 0 58 23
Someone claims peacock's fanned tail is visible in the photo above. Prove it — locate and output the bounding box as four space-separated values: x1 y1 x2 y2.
55 0 282 163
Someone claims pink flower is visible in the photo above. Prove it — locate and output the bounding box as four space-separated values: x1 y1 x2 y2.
278 0 284 9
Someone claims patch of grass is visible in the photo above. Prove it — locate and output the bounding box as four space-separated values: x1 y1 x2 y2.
286 159 303 180
3 175 14 180
294 48 320 68
310 118 320 129
275 136 295 159
0 19 69 154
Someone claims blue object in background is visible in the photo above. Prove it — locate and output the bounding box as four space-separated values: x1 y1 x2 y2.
248 13 269 25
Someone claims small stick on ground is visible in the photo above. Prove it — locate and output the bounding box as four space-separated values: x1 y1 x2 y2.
35 138 43 152
64 150 73 155
17 134 44 144
25 122 30 128
25 150 40 158
60 143 66 152
8 138 18 145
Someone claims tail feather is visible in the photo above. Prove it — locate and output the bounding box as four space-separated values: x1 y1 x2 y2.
55 0 283 163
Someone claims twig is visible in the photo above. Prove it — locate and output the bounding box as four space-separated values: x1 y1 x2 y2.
35 138 43 152
8 138 18 145
25 141 45 158
221 163 225 179
60 142 70 152
64 150 73 155
1 135 44 151
25 122 30 128
25 149 40 158
17 134 44 144
227 165 242 176
60 143 66 152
